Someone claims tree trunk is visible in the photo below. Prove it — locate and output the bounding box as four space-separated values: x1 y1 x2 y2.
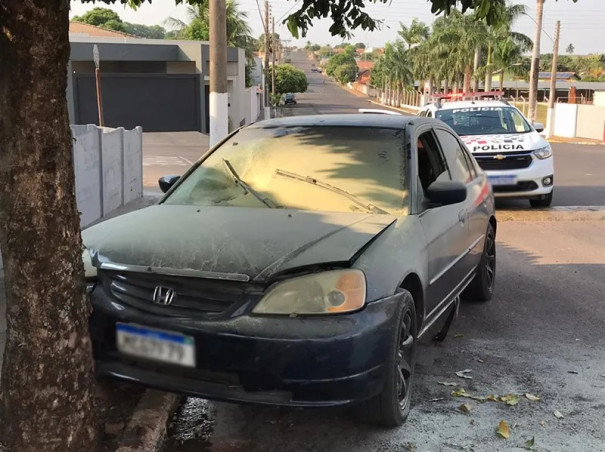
444 79 449 94
0 1 97 450
499 71 505 92
485 42 493 92
473 46 482 92
463 65 472 94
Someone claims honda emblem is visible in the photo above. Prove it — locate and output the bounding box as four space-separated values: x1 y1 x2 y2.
153 286 176 305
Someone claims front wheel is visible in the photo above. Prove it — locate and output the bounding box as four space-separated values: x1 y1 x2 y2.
530 190 553 208
359 290 417 427
462 222 496 302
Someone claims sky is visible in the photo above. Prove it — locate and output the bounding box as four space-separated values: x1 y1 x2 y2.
69 0 605 55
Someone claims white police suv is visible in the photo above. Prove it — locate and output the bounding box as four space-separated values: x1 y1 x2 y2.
419 98 554 207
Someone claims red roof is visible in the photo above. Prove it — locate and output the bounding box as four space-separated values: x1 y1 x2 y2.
356 60 374 71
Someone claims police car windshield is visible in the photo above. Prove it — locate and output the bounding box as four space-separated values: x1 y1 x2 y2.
436 106 532 136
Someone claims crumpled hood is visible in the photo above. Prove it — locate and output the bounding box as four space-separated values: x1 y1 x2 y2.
82 205 396 282
461 131 546 153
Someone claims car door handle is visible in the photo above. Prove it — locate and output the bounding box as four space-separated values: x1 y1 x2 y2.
458 210 467 224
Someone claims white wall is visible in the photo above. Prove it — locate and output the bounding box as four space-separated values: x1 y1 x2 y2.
72 124 143 228
553 104 578 138
244 86 259 124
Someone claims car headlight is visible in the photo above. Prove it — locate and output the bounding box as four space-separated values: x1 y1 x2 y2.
253 269 366 315
82 248 97 293
533 145 552 160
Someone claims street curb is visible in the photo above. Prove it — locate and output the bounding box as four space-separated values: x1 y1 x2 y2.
115 390 180 452
548 138 605 146
497 207 605 222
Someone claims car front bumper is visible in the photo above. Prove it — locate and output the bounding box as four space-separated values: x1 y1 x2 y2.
485 156 554 199
90 288 401 407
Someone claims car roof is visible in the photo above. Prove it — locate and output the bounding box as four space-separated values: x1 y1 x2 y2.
432 100 511 110
250 114 422 129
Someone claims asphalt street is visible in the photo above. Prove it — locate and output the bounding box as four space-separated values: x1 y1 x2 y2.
164 51 605 452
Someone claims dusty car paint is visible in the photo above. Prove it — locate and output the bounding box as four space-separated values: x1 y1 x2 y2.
82 207 396 282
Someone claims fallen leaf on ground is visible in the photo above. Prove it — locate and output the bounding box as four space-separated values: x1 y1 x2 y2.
455 369 473 379
458 403 472 413
540 420 548 427
501 394 520 406
523 437 535 450
487 395 499 402
496 420 510 439
477 358 484 363
525 393 541 402
438 381 458 386
452 388 468 397
454 334 464 338
554 410 564 419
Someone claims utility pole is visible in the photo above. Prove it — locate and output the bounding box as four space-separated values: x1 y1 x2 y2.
92 44 104 127
272 15 276 100
209 0 228 147
528 0 545 125
546 20 561 138
263 2 271 116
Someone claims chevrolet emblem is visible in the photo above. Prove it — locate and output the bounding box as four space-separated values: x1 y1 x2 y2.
494 154 506 160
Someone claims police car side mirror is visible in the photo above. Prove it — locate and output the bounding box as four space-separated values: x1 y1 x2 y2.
534 122 545 133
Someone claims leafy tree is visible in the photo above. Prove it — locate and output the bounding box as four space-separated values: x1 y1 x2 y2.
72 7 122 27
123 23 166 39
355 42 366 49
326 52 356 76
272 64 308 94
566 43 575 55
334 62 358 84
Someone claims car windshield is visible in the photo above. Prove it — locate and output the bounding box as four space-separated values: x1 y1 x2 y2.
164 125 408 215
436 106 532 136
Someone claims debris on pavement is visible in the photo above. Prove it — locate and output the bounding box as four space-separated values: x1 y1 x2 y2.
455 369 473 379
496 420 510 439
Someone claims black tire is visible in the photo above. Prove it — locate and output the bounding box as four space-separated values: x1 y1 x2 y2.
359 290 417 427
462 222 496 302
529 190 553 208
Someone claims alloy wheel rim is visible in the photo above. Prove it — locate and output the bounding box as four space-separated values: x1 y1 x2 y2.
396 309 414 410
485 230 496 289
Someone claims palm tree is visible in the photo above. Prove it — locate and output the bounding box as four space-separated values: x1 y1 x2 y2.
484 3 532 92
398 19 430 50
431 11 488 93
165 0 255 61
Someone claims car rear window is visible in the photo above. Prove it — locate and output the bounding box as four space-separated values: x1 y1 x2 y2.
436 106 532 136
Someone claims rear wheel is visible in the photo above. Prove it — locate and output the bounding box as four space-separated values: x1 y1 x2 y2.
530 190 553 208
462 223 496 302
360 290 417 427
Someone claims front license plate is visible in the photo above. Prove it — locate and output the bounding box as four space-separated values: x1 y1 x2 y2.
488 175 518 186
116 323 195 367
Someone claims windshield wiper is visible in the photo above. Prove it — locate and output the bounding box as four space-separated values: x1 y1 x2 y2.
274 169 388 214
222 159 276 208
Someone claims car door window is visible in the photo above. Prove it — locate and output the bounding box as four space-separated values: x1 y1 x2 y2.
435 129 473 184
417 131 450 194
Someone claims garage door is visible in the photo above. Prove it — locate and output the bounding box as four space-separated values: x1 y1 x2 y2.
74 74 201 132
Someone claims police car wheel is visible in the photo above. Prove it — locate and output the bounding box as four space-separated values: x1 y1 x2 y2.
529 190 553 208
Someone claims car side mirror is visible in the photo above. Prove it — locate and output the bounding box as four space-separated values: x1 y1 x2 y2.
158 175 180 193
534 122 545 133
425 181 467 207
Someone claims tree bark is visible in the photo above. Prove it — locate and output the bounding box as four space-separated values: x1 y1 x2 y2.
472 46 482 92
0 1 97 450
463 65 472 94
